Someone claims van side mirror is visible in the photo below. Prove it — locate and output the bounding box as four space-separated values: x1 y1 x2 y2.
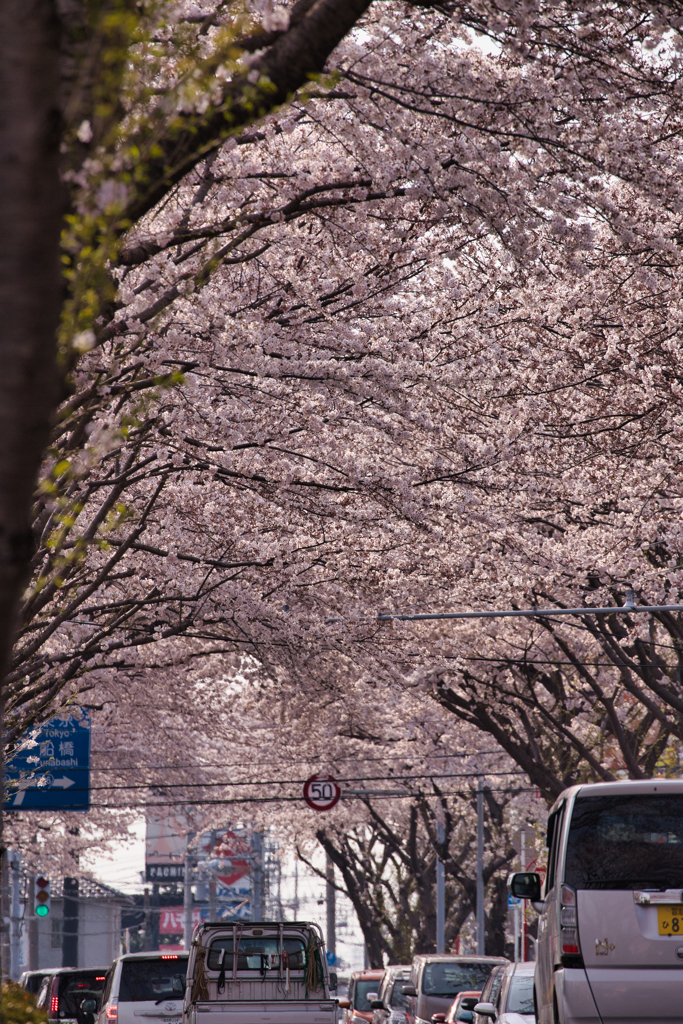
329 974 338 991
508 871 542 902
402 986 417 997
473 1003 496 1020
370 1002 385 1011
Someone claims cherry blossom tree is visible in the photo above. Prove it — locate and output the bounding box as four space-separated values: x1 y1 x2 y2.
8 0 683 936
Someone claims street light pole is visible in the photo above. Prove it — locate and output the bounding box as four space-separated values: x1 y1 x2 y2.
326 853 336 963
476 778 485 955
436 818 445 954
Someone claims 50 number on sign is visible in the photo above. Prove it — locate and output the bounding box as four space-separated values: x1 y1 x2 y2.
302 773 341 811
658 906 683 935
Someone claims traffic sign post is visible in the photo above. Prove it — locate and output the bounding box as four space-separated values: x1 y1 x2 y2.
302 773 341 811
4 711 91 811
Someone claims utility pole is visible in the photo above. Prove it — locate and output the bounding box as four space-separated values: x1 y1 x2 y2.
325 853 336 964
63 877 79 967
9 851 21 979
476 777 485 955
142 887 150 952
521 830 527 963
151 884 160 951
183 852 193 951
293 859 299 920
1 850 10 981
436 818 445 954
251 832 263 920
208 831 217 922
28 875 38 969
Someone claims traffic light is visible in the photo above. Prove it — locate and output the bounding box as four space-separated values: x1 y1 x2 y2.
35 875 50 917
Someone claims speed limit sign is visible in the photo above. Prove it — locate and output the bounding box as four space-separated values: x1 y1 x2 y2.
303 773 341 811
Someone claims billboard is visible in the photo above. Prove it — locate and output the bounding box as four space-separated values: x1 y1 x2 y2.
145 810 190 881
145 817 252 914
159 901 251 936
199 828 251 889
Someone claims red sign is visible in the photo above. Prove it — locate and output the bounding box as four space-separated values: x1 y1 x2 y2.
302 773 341 811
160 907 201 934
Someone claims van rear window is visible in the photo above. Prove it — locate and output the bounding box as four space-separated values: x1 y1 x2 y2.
57 973 107 1015
565 794 683 890
207 937 307 972
119 958 188 1002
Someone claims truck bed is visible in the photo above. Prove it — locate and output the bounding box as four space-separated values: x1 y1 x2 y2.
187 998 338 1024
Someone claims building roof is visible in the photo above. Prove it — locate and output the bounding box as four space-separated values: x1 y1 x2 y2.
50 876 134 903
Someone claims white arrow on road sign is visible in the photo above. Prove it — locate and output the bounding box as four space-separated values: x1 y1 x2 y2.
51 777 76 789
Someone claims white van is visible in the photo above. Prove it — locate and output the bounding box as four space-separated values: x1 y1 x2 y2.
97 952 188 1024
509 779 683 1024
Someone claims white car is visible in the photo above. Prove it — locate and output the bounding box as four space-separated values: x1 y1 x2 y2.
473 962 535 1024
96 951 188 1024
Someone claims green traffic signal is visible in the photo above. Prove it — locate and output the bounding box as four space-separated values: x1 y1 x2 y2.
35 875 50 917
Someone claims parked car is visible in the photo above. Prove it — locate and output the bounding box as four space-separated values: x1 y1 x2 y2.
371 965 412 1024
403 956 509 1024
471 967 506 1024
473 961 535 1023
340 969 385 1024
97 951 188 1024
36 967 109 1024
444 991 482 1024
20 968 59 995
509 778 683 1024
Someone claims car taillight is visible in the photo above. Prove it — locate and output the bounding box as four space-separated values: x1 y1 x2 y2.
50 996 59 1013
105 1006 118 1021
560 883 583 967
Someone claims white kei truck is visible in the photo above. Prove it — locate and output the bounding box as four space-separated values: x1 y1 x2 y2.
183 921 339 1024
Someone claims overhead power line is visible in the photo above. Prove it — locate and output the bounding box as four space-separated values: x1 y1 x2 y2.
81 750 508 772
6 768 526 797
7 786 536 813
328 590 683 623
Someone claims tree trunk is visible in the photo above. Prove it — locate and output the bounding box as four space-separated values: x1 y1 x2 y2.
0 0 63 976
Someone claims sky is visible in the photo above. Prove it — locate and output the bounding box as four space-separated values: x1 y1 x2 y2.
83 818 369 973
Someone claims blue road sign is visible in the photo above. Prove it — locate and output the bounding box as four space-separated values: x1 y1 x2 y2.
326 951 338 967
4 711 91 811
508 894 521 908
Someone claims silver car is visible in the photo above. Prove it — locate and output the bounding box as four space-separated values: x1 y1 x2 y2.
371 966 413 1024
473 962 535 1024
509 779 683 1024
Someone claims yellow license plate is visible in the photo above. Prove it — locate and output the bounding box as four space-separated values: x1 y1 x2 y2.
658 906 683 935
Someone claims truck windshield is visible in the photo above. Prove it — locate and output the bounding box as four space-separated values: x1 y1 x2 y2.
565 794 683 890
119 958 188 1002
422 964 495 997
207 937 307 972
